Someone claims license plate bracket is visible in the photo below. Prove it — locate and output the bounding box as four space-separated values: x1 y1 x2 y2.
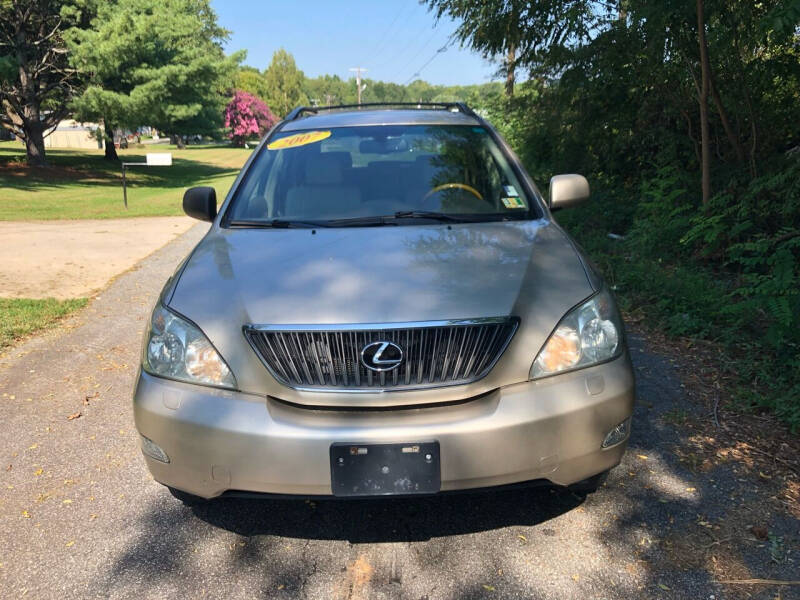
330 442 441 497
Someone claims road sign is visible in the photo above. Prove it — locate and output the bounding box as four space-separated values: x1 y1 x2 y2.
121 153 173 208
146 153 172 166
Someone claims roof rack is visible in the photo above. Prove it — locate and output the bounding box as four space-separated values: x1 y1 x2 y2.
284 102 477 122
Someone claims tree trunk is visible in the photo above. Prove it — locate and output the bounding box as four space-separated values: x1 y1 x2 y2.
505 43 516 97
696 0 711 205
22 105 47 166
19 66 47 166
24 124 47 166
103 121 118 160
175 135 186 149
707 71 744 164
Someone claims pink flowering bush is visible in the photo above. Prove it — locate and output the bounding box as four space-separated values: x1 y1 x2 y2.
224 90 277 146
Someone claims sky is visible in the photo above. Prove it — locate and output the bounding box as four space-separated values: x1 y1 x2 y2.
211 0 499 87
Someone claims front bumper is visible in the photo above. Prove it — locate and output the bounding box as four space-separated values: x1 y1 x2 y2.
133 354 635 499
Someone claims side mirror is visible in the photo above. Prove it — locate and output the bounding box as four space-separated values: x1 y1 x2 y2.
183 186 217 222
549 174 590 210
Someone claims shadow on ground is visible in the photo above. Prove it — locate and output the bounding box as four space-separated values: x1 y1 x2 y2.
195 485 585 544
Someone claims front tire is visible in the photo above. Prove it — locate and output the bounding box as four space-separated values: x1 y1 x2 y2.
167 486 207 506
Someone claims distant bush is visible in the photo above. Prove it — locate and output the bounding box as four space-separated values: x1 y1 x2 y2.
224 90 277 147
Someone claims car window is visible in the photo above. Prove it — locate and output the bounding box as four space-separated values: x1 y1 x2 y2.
226 124 534 224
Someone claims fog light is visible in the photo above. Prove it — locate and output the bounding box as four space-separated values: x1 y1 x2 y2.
602 417 631 448
140 435 170 463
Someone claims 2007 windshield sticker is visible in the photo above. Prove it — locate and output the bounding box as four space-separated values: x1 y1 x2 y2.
267 130 331 150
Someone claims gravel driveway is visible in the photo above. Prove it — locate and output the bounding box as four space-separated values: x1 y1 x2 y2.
1 225 797 599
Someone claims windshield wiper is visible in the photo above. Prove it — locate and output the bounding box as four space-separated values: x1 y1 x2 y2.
227 219 328 229
392 210 474 222
327 212 472 227
393 211 527 223
324 215 399 227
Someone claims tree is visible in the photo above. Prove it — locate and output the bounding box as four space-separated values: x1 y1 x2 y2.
66 0 239 159
696 0 712 205
224 89 276 146
262 49 307 117
235 66 269 101
0 1 90 166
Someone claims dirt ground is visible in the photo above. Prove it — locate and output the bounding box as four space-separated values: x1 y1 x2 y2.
0 217 198 299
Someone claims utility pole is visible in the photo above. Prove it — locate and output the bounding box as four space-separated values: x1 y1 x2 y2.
349 67 367 104
324 93 336 107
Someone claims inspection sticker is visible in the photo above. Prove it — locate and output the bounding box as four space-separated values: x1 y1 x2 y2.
502 197 526 209
267 130 331 150
503 185 519 197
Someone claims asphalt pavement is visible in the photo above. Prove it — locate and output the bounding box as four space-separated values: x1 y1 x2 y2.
1 224 797 599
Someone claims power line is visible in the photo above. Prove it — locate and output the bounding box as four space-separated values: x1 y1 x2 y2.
402 44 449 85
371 22 437 73
367 2 413 64
390 27 440 82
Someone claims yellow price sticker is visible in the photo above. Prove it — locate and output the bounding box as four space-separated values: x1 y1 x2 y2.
267 130 331 150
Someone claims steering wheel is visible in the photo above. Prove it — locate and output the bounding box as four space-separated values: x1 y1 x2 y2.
423 183 483 202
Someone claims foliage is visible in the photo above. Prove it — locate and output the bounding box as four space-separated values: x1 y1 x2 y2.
65 0 241 157
224 90 277 146
231 52 504 115
262 48 307 117
437 0 800 427
235 66 269 100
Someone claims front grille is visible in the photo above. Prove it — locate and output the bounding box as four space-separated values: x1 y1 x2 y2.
244 318 518 391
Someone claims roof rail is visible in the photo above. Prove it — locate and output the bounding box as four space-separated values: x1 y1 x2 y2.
284 102 477 121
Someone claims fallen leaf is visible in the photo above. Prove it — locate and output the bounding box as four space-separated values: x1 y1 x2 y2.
637 455 648 460
34 468 43 476
62 499 72 505
28 444 38 450
572 574 580 581
22 510 30 518
67 412 81 420
6 464 11 471
658 583 671 591
65 540 75 547
482 585 495 592
518 534 527 542
750 525 769 541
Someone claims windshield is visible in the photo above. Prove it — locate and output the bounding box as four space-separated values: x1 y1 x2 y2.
225 124 537 225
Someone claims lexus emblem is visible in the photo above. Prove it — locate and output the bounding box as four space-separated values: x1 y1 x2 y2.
360 341 404 372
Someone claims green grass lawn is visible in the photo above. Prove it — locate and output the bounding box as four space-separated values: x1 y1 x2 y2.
0 141 252 220
0 298 88 351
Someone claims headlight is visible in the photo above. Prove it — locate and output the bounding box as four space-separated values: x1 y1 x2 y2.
530 287 622 379
142 304 236 389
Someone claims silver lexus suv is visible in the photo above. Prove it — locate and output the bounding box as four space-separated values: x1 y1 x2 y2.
133 103 634 504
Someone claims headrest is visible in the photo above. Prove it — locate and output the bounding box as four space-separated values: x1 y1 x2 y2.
322 151 352 169
305 154 343 185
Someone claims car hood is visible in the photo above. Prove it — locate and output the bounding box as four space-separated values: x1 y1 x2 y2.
168 220 595 399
